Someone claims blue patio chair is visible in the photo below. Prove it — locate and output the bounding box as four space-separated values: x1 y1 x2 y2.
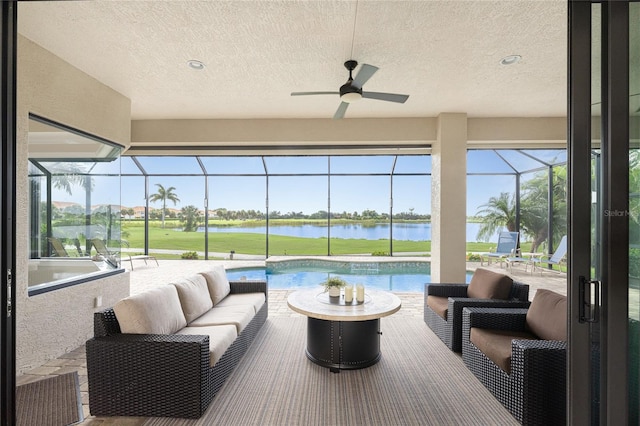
531 235 567 274
480 231 519 267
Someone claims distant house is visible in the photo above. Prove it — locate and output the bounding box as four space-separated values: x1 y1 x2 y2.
92 204 122 214
131 206 149 219
51 201 82 211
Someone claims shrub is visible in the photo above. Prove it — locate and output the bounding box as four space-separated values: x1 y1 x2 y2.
371 251 390 256
181 251 199 260
467 252 482 261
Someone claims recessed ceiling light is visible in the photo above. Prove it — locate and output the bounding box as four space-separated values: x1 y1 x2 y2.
187 60 205 70
500 55 522 66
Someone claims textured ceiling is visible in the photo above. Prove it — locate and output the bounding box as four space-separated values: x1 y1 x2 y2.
17 0 567 120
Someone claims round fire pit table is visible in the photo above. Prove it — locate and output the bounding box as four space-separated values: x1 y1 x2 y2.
287 288 401 373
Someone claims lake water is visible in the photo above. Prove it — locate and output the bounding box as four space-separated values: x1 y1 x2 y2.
198 222 498 242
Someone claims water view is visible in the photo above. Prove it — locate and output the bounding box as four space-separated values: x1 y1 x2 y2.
199 222 495 242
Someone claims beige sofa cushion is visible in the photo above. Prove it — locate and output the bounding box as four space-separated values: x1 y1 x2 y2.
467 268 513 300
427 295 448 320
470 328 537 374
200 266 231 305
114 285 187 334
216 293 265 314
172 274 214 323
526 289 567 341
177 324 237 366
189 304 255 333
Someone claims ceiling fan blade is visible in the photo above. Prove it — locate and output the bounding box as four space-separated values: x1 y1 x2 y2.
333 102 349 119
291 91 339 96
362 91 409 103
351 64 378 89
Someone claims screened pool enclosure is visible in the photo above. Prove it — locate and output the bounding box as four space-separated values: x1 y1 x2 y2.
28 111 568 293
119 149 567 260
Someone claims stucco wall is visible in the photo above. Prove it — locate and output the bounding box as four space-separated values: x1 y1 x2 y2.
15 35 131 373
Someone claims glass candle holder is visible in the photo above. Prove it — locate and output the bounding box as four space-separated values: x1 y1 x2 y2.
356 284 365 303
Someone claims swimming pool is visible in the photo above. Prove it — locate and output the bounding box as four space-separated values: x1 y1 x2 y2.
226 260 472 292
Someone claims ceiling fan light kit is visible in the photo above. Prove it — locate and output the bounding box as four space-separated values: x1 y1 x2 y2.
291 59 409 119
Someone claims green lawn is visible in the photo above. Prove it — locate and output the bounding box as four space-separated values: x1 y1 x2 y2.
122 223 534 259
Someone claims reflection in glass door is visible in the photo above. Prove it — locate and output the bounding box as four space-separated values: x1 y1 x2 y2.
629 4 640 420
630 148 639 424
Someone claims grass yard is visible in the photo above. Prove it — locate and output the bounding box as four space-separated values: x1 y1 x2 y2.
122 223 535 259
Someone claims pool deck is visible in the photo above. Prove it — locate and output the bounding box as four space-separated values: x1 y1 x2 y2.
17 257 566 423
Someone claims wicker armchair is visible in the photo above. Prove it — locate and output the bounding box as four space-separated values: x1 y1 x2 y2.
423 268 530 352
461 291 567 425
86 280 267 418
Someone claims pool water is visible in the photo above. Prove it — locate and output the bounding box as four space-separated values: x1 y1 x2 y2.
226 265 473 292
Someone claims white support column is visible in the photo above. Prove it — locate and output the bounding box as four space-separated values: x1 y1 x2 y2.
431 113 467 283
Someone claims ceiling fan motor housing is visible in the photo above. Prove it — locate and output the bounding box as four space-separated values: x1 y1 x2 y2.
340 83 362 102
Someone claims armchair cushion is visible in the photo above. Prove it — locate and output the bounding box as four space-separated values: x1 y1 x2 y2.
467 268 513 300
526 289 567 341
426 295 449 319
172 274 213 323
470 328 537 373
200 266 231 305
113 285 187 334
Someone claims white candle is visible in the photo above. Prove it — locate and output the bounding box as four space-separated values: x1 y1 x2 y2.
344 284 353 303
356 284 365 303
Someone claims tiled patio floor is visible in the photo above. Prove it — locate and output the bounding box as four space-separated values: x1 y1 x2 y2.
16 258 566 424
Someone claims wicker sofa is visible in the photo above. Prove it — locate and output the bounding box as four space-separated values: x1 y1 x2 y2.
86 266 268 419
424 268 530 352
461 289 567 425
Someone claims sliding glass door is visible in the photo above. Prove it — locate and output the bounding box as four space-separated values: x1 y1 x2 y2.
628 4 640 422
0 3 17 424
569 1 635 423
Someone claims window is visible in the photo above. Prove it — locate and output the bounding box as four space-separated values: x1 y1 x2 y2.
28 114 124 295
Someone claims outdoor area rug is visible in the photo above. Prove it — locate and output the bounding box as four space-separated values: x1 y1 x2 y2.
143 316 518 426
16 371 83 426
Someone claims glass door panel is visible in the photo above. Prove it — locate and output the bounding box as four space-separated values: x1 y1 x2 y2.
630 147 640 424
590 8 603 421
629 4 640 420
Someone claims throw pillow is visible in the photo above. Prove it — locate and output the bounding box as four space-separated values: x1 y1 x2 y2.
113 285 187 334
172 274 214 323
200 265 231 305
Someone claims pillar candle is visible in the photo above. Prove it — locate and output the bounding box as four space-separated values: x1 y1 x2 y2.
344 284 353 303
356 284 365 303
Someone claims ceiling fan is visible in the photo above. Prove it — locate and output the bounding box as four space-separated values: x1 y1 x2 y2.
291 60 409 119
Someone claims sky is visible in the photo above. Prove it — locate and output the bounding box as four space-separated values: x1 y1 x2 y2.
49 151 565 216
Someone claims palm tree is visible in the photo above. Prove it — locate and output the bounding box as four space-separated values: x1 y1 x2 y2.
180 205 201 232
475 192 517 241
519 167 568 252
149 184 180 228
